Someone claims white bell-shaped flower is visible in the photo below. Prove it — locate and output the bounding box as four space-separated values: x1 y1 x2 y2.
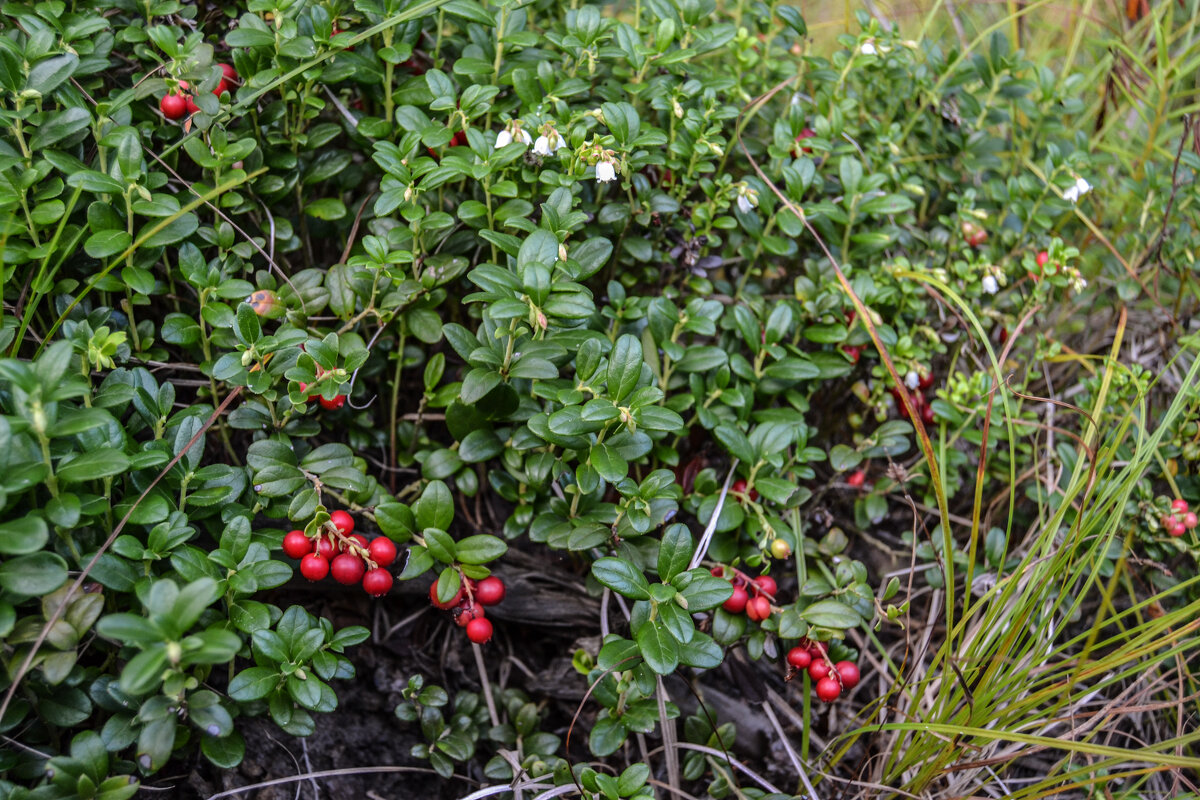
596 159 617 182
735 183 759 214
1063 176 1091 203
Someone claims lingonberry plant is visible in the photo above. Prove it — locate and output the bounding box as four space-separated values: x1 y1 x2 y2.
1 0 1197 795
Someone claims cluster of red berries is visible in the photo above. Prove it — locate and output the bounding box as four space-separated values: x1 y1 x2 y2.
429 574 506 644
298 368 345 410
961 220 988 248
786 641 860 703
159 64 237 120
730 479 758 502
282 511 396 597
889 370 936 425
713 567 776 622
1162 499 1197 537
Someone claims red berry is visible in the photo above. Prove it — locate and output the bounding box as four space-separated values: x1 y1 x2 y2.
1185 513 1198 530
430 578 464 610
299 554 329 581
723 586 749 614
213 79 229 97
1168 521 1186 537
746 595 771 622
808 659 831 681
919 371 935 390
794 127 816 154
920 403 935 425
835 661 860 690
475 576 505 606
219 63 238 81
1171 499 1189 513
282 530 313 559
455 602 485 627
815 676 841 702
315 537 336 560
368 537 397 568
961 222 988 247
731 479 759 501
841 344 861 364
330 510 354 535
1036 250 1049 268
787 647 812 669
846 469 866 488
753 575 777 599
450 130 468 147
319 394 346 410
160 92 188 120
806 639 827 658
363 568 393 597
330 553 366 585
710 566 725 578
466 617 493 644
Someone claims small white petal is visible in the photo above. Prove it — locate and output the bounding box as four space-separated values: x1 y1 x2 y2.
905 371 920 390
861 41 877 55
516 129 532 145
596 161 616 182
982 276 999 295
494 130 512 148
737 195 753 214
533 135 551 156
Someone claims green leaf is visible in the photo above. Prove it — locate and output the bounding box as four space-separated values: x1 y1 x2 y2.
414 480 454 531
656 524 693 582
713 425 754 463
96 613 162 645
455 534 508 565
860 193 915 216
424 528 457 563
673 569 734 611
305 198 347 220
85 229 134 259
676 631 723 669
589 715 627 757
30 106 91 149
0 515 49 555
589 442 628 483
201 731 245 769
606 334 643 403
56 448 131 483
227 667 279 701
635 618 679 675
518 229 558 268
592 558 651 600
26 53 79 96
0 552 68 596
801 599 863 629
839 156 863 195
830 444 863 472
118 646 167 695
